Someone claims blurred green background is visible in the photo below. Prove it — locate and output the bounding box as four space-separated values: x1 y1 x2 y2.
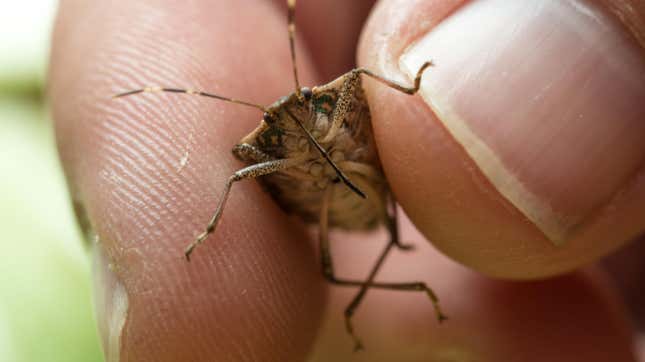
0 1 104 361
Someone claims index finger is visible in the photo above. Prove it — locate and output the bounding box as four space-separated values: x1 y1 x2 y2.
50 1 324 361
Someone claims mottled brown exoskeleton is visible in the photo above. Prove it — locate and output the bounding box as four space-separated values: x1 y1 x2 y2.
114 0 445 351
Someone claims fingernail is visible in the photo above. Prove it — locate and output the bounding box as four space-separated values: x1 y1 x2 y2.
400 0 645 244
93 242 128 362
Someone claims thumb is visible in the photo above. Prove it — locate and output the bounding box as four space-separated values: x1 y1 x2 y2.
359 0 645 279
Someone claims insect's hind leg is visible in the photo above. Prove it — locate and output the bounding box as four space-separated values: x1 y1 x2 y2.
347 219 448 326
318 188 446 351
388 196 415 252
317 187 367 351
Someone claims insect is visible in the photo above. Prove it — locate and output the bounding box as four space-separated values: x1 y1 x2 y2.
114 0 445 351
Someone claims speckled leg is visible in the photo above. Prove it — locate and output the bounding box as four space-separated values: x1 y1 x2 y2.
232 143 272 163
184 156 306 260
321 61 434 143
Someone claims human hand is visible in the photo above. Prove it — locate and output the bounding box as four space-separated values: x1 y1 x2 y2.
49 0 645 361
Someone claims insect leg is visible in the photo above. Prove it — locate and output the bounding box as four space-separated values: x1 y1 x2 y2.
320 61 434 143
354 205 447 323
320 71 361 143
232 143 272 163
318 188 446 350
318 186 365 351
387 196 415 251
184 156 305 260
355 61 434 95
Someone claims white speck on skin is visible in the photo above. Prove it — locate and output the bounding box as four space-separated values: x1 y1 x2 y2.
177 152 189 172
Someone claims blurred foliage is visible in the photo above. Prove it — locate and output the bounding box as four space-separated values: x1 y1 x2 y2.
0 1 103 361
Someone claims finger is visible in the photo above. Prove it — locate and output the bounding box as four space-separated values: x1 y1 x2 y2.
309 215 636 361
50 1 324 361
358 0 645 278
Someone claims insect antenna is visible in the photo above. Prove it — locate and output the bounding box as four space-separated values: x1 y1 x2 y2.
113 87 268 112
285 109 366 199
287 0 303 101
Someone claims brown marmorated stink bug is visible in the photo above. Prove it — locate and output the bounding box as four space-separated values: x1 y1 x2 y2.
114 0 446 351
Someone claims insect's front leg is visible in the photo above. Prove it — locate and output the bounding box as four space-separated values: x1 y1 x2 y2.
320 61 434 144
320 71 361 144
185 155 306 260
355 61 433 95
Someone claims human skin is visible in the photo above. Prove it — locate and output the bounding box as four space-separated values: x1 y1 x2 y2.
49 0 644 361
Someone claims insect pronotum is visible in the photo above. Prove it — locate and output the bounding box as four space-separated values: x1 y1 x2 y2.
114 0 446 351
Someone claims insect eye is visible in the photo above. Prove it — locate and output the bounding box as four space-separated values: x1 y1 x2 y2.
301 87 312 101
263 112 275 123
